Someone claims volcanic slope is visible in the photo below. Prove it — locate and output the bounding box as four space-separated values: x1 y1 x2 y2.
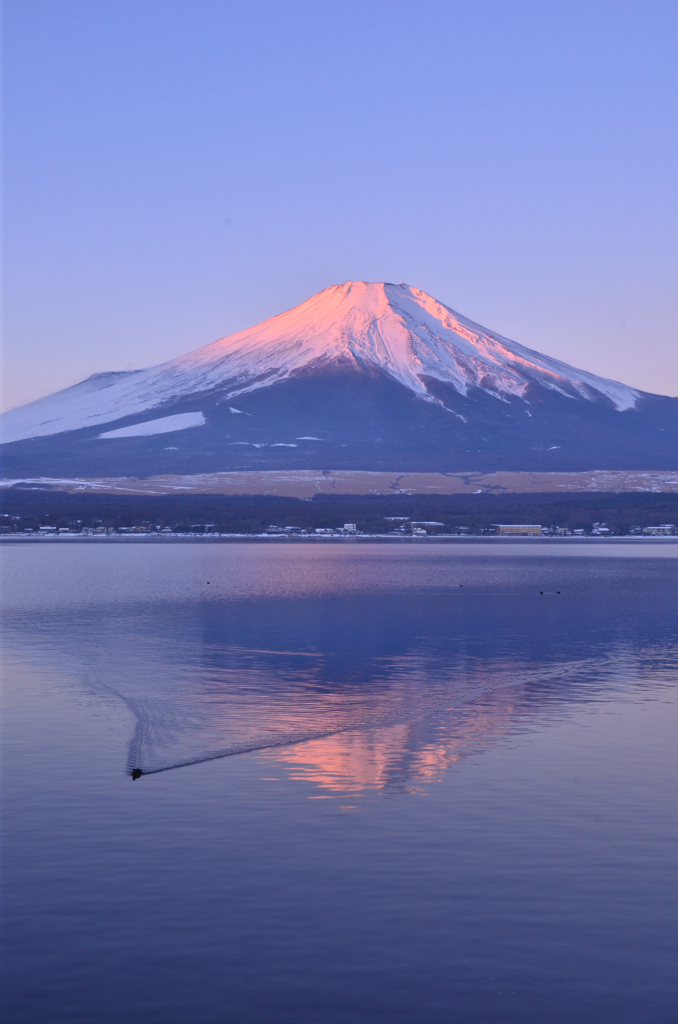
2 281 677 478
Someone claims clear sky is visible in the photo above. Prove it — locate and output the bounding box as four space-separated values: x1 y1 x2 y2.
3 0 677 413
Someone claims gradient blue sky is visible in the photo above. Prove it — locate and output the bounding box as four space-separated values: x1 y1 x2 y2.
3 0 677 412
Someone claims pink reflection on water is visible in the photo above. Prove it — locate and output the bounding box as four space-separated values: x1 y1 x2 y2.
260 692 518 796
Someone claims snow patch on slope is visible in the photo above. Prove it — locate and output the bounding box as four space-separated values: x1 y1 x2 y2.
99 412 205 438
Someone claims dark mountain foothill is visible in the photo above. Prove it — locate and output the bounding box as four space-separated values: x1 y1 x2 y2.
4 489 678 537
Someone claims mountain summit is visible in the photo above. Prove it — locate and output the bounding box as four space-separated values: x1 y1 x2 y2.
1 282 676 478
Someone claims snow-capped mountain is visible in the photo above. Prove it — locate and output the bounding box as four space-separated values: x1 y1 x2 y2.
1 282 641 442
1 282 677 478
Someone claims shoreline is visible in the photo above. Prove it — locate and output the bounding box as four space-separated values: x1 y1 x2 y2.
3 534 678 545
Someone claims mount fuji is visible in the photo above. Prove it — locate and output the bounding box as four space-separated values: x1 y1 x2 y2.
2 281 677 478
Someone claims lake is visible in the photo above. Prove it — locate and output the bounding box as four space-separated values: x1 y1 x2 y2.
2 539 676 1023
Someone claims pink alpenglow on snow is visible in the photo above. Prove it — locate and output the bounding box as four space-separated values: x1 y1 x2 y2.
0 282 640 445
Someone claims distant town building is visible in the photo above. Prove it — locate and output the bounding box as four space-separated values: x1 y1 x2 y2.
343 523 357 533
492 524 541 535
411 521 445 533
643 525 676 535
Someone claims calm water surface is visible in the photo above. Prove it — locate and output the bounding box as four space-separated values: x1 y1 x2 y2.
2 540 677 1023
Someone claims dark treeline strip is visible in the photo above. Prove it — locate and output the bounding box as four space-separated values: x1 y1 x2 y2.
3 488 678 534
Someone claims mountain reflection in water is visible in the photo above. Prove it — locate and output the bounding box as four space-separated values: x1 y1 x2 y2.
261 699 518 796
124 649 525 783
3 542 678 1024
2 543 677 790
